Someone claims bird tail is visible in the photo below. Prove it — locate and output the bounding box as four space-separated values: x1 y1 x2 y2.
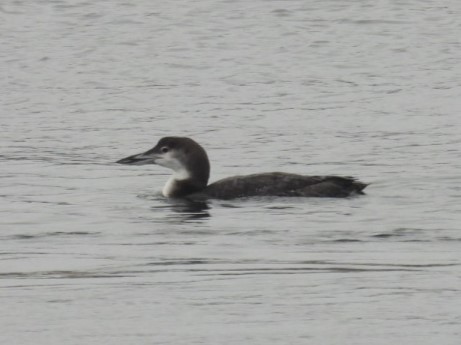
352 181 368 195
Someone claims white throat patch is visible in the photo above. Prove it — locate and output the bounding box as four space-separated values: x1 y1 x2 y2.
162 169 190 197
162 176 176 197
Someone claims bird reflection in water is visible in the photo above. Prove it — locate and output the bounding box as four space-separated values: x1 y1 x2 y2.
153 198 211 222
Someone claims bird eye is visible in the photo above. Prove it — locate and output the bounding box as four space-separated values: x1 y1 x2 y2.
161 146 169 153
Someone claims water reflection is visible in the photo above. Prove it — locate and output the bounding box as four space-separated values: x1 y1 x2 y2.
152 198 211 222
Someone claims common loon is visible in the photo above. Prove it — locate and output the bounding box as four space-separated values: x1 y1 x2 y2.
116 137 367 199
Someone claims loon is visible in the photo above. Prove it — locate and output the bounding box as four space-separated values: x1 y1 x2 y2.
116 137 367 200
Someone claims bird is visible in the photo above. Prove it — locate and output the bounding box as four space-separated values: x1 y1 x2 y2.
116 136 367 200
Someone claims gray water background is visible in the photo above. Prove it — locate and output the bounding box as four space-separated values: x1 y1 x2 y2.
1 0 461 344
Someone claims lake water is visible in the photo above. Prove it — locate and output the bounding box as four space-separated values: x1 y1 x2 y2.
1 0 460 344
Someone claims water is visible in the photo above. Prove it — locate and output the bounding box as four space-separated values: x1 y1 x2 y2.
1 0 461 344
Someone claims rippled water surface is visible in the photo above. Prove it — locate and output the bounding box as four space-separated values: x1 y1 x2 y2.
1 0 461 344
